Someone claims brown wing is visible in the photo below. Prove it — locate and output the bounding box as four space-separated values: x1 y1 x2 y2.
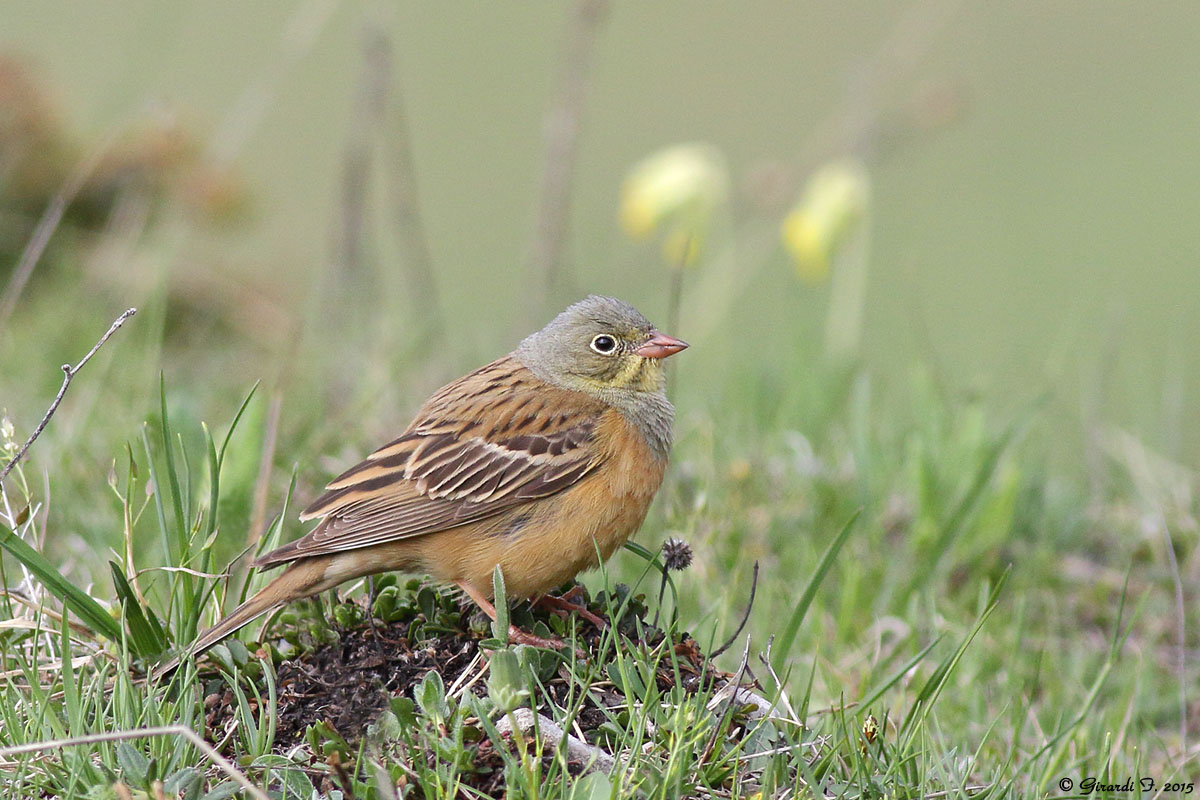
254 357 605 567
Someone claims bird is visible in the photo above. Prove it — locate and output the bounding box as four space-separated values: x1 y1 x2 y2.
158 295 687 674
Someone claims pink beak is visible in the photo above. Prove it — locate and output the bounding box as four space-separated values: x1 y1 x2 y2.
634 330 689 359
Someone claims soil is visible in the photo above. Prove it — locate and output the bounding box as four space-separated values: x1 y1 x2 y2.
200 587 731 796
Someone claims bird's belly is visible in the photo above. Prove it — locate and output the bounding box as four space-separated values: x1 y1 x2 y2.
422 455 666 598
503 480 656 597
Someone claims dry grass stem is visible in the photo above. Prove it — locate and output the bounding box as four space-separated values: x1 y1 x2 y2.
525 0 610 325
0 725 270 800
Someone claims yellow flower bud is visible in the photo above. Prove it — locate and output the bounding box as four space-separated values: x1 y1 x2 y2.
620 143 727 266
782 159 871 283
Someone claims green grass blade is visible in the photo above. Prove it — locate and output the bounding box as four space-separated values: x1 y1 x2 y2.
218 382 260 462
904 398 1042 599
201 423 220 578
773 509 860 675
926 430 1012 560
491 565 509 643
59 616 83 735
109 561 169 658
854 635 943 714
203 423 220 542
158 374 188 555
900 567 1009 745
0 523 122 642
623 539 680 608
141 427 174 574
156 376 199 641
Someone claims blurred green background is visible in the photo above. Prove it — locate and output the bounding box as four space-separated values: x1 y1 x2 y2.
1 5 1196 787
4 0 1199 461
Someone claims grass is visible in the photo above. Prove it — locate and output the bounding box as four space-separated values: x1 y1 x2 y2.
0 291 1194 799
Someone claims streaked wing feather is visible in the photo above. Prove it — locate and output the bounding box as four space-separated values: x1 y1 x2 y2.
256 357 604 567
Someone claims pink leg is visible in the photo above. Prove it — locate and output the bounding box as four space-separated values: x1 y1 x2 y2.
533 590 609 631
456 581 565 649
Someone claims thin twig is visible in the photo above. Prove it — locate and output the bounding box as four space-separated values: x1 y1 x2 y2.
1108 430 1190 753
0 655 94 681
381 27 443 341
1 309 136 484
0 132 122 332
701 635 752 763
525 0 610 325
665 261 686 399
328 752 356 799
339 21 391 279
685 0 962 343
920 787 991 799
757 636 800 720
711 561 758 658
734 741 816 763
447 650 486 700
208 0 339 165
652 560 669 629
799 0 962 182
0 593 95 639
133 565 229 581
0 725 269 800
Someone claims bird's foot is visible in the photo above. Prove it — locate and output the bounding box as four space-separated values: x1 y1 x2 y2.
364 576 389 659
505 625 567 649
533 590 609 631
456 579 574 651
558 584 587 604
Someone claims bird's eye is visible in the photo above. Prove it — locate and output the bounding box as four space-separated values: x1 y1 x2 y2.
590 334 618 354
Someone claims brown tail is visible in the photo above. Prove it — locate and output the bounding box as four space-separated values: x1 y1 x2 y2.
151 557 335 680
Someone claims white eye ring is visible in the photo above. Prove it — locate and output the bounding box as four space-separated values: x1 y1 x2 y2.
590 334 618 354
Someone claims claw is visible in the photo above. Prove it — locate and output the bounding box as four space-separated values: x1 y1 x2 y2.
533 591 609 631
505 626 566 649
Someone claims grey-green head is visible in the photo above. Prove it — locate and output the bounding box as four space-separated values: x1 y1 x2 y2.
514 295 687 455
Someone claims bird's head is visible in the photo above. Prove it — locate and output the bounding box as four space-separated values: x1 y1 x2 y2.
516 295 688 400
